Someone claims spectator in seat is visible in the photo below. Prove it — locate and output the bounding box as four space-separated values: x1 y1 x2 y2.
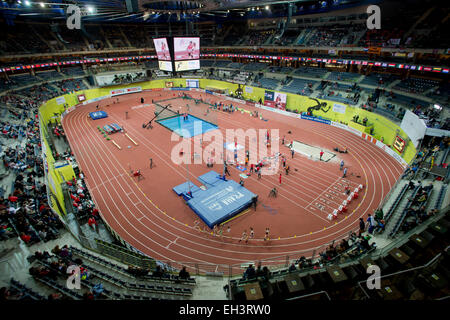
92 283 104 298
288 263 297 272
375 219 385 233
48 293 63 300
366 214 376 234
243 264 256 280
0 287 23 300
359 218 365 235
152 265 164 277
83 292 94 300
59 245 72 258
20 232 31 243
423 183 433 192
179 266 190 279
261 266 270 281
88 216 98 230
375 208 384 221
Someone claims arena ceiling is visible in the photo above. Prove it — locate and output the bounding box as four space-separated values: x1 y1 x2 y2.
0 0 369 24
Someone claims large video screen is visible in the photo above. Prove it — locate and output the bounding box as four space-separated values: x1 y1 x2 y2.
159 61 173 72
153 38 171 61
175 60 200 72
174 37 200 60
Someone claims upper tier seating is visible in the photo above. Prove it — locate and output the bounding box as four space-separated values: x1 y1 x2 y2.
281 78 317 95
293 67 328 78
393 78 440 94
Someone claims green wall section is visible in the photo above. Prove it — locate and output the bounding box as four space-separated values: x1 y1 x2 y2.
39 78 416 215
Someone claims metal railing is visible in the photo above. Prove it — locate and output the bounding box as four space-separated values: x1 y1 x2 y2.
357 246 448 299
286 290 331 301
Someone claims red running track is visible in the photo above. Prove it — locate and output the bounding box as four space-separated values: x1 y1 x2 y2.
62 90 403 273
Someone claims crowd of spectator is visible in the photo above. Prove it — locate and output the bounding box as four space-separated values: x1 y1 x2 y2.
30 245 109 300
67 172 99 224
12 84 60 106
0 88 64 245
401 181 437 232
247 31 274 46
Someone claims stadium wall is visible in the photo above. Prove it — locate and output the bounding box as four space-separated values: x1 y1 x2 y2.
38 78 416 217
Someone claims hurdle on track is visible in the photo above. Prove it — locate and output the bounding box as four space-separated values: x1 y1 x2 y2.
125 133 138 145
111 140 122 150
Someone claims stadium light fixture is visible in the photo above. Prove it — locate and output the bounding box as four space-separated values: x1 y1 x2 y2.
265 5 270 10
17 0 21 4
39 2 44 7
25 0 30 5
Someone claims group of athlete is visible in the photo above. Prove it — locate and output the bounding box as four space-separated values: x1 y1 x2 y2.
193 221 272 243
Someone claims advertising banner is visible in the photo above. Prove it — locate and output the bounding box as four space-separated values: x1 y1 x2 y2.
56 96 66 105
264 90 287 110
300 114 331 125
332 103 346 114
110 86 142 96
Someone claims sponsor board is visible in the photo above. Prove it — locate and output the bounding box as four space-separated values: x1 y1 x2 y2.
110 86 142 96
331 121 348 130
264 90 287 110
300 114 331 125
393 135 406 153
345 125 363 137
230 98 244 104
56 96 66 105
77 94 86 102
332 103 347 114
170 87 190 91
83 95 110 105
186 79 199 88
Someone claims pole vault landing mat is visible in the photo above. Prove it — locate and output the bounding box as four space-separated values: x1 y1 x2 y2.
173 171 257 228
288 140 336 162
89 111 108 120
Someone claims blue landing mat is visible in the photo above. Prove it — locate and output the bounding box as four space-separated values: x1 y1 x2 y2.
172 181 201 196
186 179 257 228
197 170 223 187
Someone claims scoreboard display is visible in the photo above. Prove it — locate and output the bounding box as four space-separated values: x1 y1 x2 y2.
153 37 201 73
